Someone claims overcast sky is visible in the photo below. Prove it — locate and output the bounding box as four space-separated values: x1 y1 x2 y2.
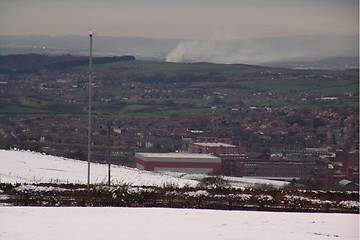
0 0 358 39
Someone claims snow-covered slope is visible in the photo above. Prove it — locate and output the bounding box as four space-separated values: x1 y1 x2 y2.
1 150 358 240
1 207 358 240
0 149 197 187
0 149 286 187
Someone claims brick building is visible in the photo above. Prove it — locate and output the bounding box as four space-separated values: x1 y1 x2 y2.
188 142 243 155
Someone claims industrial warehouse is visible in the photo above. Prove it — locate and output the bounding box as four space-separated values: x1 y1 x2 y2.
134 137 358 186
134 152 221 174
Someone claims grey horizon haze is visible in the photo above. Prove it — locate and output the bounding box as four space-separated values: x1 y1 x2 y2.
1 0 358 39
0 0 358 64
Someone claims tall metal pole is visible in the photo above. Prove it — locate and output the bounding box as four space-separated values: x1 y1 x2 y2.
87 32 93 189
107 122 111 186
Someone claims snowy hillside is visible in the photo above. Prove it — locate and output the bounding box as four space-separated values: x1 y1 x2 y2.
1 207 359 240
0 149 285 187
1 149 358 240
0 149 197 187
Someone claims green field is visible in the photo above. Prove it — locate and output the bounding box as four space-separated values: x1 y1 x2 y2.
0 105 53 114
76 59 267 75
83 59 358 94
3 60 358 116
242 78 358 94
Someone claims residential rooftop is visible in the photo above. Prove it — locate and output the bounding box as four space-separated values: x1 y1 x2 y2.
135 152 219 159
193 142 236 148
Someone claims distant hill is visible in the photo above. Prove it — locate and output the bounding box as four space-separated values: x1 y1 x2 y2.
0 54 135 73
0 35 178 60
0 35 358 69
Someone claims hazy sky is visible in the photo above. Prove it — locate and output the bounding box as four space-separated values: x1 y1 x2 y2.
0 0 358 39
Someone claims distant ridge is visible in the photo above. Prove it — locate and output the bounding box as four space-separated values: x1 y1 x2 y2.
0 35 357 68
0 35 179 59
0 54 135 73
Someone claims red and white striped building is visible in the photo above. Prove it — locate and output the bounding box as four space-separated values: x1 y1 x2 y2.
134 152 221 174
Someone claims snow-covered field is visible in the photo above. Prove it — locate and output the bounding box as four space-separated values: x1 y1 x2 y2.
1 207 358 240
1 149 358 240
0 149 286 188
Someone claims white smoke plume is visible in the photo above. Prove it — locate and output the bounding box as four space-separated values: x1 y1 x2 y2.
166 35 358 64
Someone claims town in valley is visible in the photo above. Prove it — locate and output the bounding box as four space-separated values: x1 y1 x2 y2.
0 54 358 190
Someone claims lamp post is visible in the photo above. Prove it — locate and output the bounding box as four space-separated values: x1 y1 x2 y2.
107 122 111 186
87 29 93 189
